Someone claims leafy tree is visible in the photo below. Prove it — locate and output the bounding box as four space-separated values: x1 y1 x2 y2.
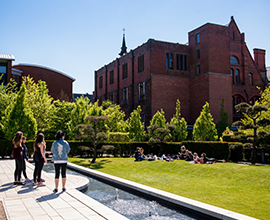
128 106 145 142
216 98 230 137
50 100 75 139
232 103 270 164
76 115 109 163
256 84 270 132
68 96 92 139
2 84 37 140
102 101 127 132
169 100 187 142
22 76 54 135
193 102 218 141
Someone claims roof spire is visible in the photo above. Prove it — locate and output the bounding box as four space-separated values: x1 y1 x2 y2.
119 28 127 56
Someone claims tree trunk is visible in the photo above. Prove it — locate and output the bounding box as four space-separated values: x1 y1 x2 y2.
251 123 257 164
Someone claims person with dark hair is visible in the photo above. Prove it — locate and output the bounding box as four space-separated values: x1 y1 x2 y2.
51 130 70 193
12 131 25 185
33 133 47 186
21 136 31 182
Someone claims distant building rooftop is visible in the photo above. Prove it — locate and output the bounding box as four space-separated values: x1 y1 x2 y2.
0 54 15 61
73 93 93 103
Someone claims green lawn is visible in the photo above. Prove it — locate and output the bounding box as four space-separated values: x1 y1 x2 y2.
69 157 270 220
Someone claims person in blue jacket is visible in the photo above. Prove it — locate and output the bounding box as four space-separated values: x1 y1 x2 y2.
51 130 70 193
21 136 31 182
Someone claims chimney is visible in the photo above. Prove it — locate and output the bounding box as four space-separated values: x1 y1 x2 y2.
254 48 266 71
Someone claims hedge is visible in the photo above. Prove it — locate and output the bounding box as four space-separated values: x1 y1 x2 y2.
2 139 267 163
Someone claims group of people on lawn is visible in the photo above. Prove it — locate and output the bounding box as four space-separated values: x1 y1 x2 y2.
134 145 217 164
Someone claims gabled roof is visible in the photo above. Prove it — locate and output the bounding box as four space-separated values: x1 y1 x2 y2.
0 54 15 61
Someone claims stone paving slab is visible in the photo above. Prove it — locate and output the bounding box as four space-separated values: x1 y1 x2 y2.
0 159 128 220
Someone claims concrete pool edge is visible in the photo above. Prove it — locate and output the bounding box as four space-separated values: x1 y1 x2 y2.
67 162 258 220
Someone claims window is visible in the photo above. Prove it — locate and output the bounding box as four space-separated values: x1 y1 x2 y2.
233 96 243 115
99 76 103 89
176 54 187 71
138 55 144 73
249 97 259 105
230 56 239 65
231 69 234 84
196 49 200 59
122 63 128 79
249 73 253 85
235 69 240 84
196 33 200 44
0 63 7 85
138 82 145 101
196 64 200 75
123 87 128 102
109 92 114 102
166 53 173 69
110 70 114 85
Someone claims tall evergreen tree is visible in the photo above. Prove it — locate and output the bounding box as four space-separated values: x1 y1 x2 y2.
0 78 18 138
170 100 187 142
193 102 218 141
216 98 230 137
128 106 145 142
2 84 37 140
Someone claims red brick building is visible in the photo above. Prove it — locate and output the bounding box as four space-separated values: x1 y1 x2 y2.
93 17 267 125
13 64 75 101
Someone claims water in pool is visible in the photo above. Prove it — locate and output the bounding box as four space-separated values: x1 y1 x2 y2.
43 163 198 220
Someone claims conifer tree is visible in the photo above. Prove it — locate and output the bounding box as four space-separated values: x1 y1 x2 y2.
193 102 218 141
2 84 37 140
150 109 166 128
128 106 145 142
170 100 187 142
233 103 270 164
76 115 109 163
216 98 230 137
0 78 18 138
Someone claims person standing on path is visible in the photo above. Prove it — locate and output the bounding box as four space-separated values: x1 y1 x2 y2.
21 136 31 182
12 131 25 185
51 130 70 193
33 133 47 186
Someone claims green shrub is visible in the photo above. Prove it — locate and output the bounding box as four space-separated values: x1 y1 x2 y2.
108 132 130 142
228 142 243 162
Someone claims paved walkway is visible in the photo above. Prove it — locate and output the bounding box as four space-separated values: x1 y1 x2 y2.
0 159 128 220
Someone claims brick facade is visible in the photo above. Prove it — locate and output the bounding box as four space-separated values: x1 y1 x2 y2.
13 64 75 101
94 17 267 125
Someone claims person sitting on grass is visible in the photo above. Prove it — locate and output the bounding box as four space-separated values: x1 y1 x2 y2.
178 145 187 160
185 150 193 161
190 152 200 164
134 147 145 161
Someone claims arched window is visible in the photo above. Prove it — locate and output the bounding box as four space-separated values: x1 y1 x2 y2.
230 56 239 65
249 73 253 85
235 69 240 84
231 69 234 84
249 96 259 105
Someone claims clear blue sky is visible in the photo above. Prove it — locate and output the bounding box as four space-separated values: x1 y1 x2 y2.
1 0 270 94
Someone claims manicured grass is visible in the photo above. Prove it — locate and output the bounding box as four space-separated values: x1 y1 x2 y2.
69 157 270 220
